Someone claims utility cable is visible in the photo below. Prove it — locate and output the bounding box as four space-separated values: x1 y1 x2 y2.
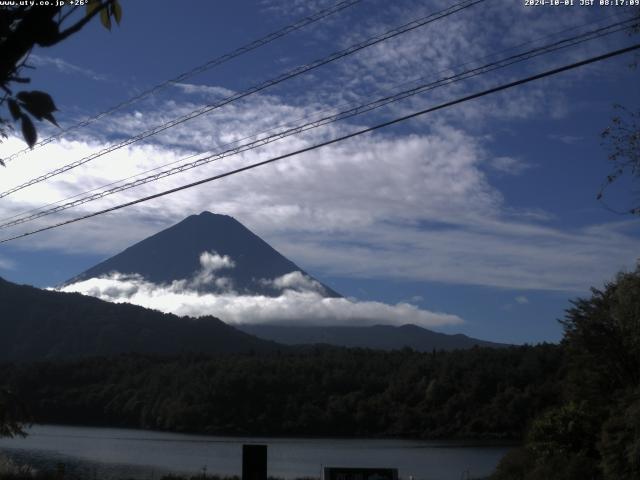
0 16 634 230
2 9 627 226
0 0 485 198
2 0 363 163
1 42 637 244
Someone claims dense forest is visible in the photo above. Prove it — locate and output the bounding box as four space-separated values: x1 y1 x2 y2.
0 344 562 439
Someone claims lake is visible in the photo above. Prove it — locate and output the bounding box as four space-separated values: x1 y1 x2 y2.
0 425 513 480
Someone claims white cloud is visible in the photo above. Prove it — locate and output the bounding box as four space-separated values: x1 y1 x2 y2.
0 98 637 293
0 256 15 271
58 271 463 329
489 156 532 176
262 270 326 295
302 0 622 128
172 83 235 99
503 294 530 311
268 219 639 292
199 251 235 271
191 251 235 289
29 54 110 82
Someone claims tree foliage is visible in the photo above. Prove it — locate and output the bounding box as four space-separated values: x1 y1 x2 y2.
599 391 640 479
561 267 640 396
0 344 563 440
0 0 122 160
492 267 640 479
598 12 640 213
599 105 640 214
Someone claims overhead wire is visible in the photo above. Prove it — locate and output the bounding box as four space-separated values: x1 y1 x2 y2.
1 9 627 226
0 0 485 199
0 15 635 230
1 42 638 244
2 0 364 163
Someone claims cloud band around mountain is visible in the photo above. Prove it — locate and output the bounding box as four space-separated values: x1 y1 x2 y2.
58 251 463 328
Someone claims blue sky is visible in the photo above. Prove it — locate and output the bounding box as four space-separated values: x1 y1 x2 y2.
0 0 639 344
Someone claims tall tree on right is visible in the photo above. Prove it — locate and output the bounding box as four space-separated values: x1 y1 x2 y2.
492 266 640 480
560 267 640 479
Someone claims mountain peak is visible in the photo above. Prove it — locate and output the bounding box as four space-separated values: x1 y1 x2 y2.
190 211 235 222
66 212 340 297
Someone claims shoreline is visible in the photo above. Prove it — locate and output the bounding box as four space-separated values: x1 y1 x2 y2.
14 423 522 447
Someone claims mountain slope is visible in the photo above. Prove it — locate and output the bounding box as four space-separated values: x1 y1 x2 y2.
0 277 280 362
65 212 340 297
238 324 508 351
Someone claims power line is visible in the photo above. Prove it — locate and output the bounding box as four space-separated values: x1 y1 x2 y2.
0 0 485 199
2 10 627 227
2 0 363 163
0 16 634 231
2 42 638 245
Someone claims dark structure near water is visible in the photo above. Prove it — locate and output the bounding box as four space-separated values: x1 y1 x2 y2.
242 444 267 480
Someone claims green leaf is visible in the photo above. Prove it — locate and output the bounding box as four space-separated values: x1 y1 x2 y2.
17 91 57 112
43 113 59 128
16 91 58 124
33 18 60 47
8 98 21 121
20 114 36 148
100 7 112 30
112 0 122 25
86 0 101 16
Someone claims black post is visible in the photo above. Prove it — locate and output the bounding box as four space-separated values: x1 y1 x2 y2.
242 444 267 480
56 463 65 480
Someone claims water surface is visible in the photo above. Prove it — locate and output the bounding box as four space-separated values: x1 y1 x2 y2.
0 425 512 480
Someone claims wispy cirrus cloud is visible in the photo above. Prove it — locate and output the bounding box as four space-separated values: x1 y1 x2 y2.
1 0 637 299
489 156 533 176
29 54 111 82
2 112 636 294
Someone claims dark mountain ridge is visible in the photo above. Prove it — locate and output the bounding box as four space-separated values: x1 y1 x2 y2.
0 274 506 363
238 323 508 351
65 212 340 297
0 277 279 362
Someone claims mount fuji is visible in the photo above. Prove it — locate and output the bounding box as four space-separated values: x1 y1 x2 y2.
65 211 340 298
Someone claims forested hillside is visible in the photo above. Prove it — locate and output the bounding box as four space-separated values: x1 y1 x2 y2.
0 277 278 361
1 344 563 439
